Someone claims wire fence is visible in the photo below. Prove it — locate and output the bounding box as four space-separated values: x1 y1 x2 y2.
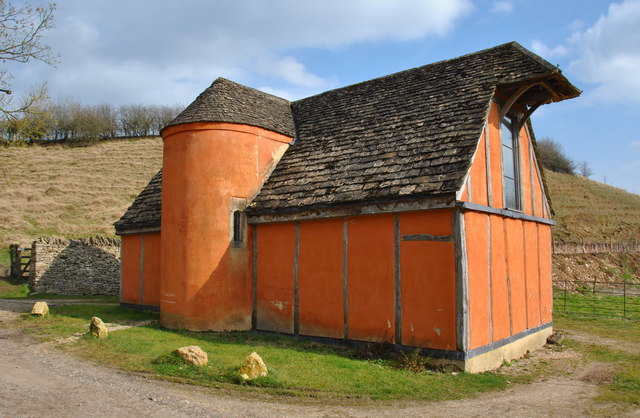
553 279 640 320
553 241 640 254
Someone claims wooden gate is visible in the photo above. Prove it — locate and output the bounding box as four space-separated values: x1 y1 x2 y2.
9 244 31 281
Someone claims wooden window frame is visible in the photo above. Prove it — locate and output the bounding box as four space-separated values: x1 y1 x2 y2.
501 114 522 211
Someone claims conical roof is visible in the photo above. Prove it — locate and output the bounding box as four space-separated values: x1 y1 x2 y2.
163 77 295 137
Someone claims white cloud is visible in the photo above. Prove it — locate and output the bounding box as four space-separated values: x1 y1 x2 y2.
530 40 569 58
566 0 640 104
257 86 300 101
630 140 640 148
6 0 473 105
490 1 514 14
258 56 329 89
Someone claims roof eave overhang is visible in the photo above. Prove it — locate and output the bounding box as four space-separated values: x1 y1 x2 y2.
496 71 581 131
497 71 581 107
114 223 161 236
246 193 457 224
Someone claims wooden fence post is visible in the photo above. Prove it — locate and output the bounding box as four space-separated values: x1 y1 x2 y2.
9 244 19 278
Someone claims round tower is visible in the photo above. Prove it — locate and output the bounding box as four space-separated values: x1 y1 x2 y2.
159 79 294 330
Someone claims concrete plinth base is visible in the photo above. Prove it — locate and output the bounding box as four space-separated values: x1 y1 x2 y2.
432 325 553 373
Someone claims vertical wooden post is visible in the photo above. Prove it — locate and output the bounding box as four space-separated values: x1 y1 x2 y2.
342 217 349 340
623 281 627 319
563 280 567 314
251 226 258 330
592 278 597 317
9 244 18 278
293 222 300 335
394 214 402 346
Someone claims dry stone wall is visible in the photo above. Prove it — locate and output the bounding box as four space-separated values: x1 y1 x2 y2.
30 237 120 295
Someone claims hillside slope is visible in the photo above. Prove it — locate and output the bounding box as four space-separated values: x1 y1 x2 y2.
0 139 639 249
545 171 640 243
0 138 163 247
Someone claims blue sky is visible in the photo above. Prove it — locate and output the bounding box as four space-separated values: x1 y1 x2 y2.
9 0 640 194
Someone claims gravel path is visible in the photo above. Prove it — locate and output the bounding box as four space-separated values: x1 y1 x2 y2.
0 299 637 417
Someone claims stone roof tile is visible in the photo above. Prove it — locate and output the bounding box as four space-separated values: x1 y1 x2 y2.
116 42 579 230
114 169 162 231
164 78 295 137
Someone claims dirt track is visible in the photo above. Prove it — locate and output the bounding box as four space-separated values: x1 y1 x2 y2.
0 300 637 417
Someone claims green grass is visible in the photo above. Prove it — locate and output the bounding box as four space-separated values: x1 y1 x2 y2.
553 287 640 320
0 248 9 266
18 304 157 340
554 315 640 406
18 304 508 401
26 293 119 301
554 314 640 345
13 304 639 405
0 276 30 298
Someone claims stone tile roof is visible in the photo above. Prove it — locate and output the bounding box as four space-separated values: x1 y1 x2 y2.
114 169 162 231
163 77 295 137
247 42 579 214
115 42 579 230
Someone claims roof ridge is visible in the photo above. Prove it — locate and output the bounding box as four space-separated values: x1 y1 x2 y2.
211 77 291 104
506 41 558 73
292 41 541 104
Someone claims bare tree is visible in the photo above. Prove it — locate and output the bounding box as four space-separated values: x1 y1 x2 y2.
578 161 593 178
0 1 56 120
536 138 576 174
119 104 155 137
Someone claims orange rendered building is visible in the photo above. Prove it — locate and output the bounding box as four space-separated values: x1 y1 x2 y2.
115 42 580 372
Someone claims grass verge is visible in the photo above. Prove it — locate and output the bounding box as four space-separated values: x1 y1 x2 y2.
554 314 640 406
13 305 639 404
553 288 640 320
0 276 30 298
17 304 507 401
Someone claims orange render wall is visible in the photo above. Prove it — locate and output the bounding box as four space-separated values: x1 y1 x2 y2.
255 223 296 333
141 233 161 306
524 221 541 328
466 213 552 350
253 209 458 351
459 99 555 350
347 214 395 342
489 215 511 341
298 218 344 339
120 235 141 304
119 232 161 306
160 122 292 331
399 210 456 350
461 101 549 219
468 133 489 206
504 217 527 334
538 224 553 323
465 211 491 349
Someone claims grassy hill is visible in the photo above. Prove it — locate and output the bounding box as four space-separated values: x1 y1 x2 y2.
546 171 640 244
0 137 163 247
0 137 639 249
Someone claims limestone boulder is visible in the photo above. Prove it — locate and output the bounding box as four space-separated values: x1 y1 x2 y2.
239 352 268 380
174 346 208 366
31 301 49 316
89 316 108 338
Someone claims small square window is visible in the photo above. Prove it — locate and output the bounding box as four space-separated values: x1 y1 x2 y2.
232 210 243 243
229 197 247 248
